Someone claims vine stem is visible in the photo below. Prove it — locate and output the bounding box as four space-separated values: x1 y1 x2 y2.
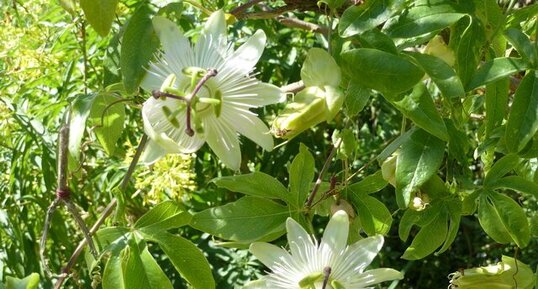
230 0 264 18
305 138 342 209
51 134 148 289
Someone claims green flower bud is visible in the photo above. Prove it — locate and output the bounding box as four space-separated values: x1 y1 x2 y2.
381 153 397 187
448 256 535 289
272 85 344 139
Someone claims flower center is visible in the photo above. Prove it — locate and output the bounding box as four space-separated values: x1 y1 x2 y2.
152 67 220 137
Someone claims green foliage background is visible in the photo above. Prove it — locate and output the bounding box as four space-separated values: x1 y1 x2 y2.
1 0 538 288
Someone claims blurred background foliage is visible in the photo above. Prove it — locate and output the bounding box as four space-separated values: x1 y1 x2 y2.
1 0 538 288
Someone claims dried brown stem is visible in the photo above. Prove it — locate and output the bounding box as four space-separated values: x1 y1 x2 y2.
52 134 148 289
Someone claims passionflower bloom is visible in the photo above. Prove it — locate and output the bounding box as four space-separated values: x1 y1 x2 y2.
140 11 284 170
246 210 403 289
448 256 535 289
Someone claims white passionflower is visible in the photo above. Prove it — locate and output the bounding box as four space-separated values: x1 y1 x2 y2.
141 11 284 170
247 211 403 289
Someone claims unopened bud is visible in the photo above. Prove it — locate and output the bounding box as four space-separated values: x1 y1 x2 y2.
448 256 535 289
272 86 344 139
381 154 397 187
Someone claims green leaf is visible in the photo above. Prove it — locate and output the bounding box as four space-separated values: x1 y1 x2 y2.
402 210 447 260
395 129 445 208
145 232 215 289
484 154 520 185
190 196 288 242
454 20 486 88
485 78 509 136
351 195 392 235
478 191 530 247
505 28 537 65
341 48 425 95
80 0 119 36
212 172 289 202
89 93 125 156
346 171 387 196
338 0 403 37
122 241 174 289
407 52 465 98
436 199 462 255
392 83 448 141
343 82 371 116
301 48 341 87
5 273 39 289
398 209 422 242
356 28 398 54
121 4 159 93
332 129 357 160
96 227 130 253
491 176 538 199
505 72 538 152
507 3 538 28
134 201 191 232
69 94 97 160
103 255 124 289
384 1 465 39
288 144 315 208
467 57 529 90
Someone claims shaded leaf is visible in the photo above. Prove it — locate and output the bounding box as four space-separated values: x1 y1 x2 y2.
339 0 403 37
144 232 215 289
505 72 538 152
288 144 315 208
468 57 529 90
402 210 447 260
395 129 445 208
392 82 448 141
385 1 465 39
121 4 159 93
341 48 424 95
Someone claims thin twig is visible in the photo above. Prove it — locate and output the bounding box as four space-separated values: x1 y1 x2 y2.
305 138 342 208
281 80 305 94
277 16 328 35
230 0 265 18
52 135 148 289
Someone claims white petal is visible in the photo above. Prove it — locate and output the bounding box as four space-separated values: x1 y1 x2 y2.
320 210 349 256
141 62 173 92
332 235 384 278
221 82 286 107
152 16 194 69
286 217 316 264
204 115 241 170
221 107 273 151
139 139 166 164
223 30 266 75
203 10 226 42
142 97 205 153
346 268 404 287
250 242 291 270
